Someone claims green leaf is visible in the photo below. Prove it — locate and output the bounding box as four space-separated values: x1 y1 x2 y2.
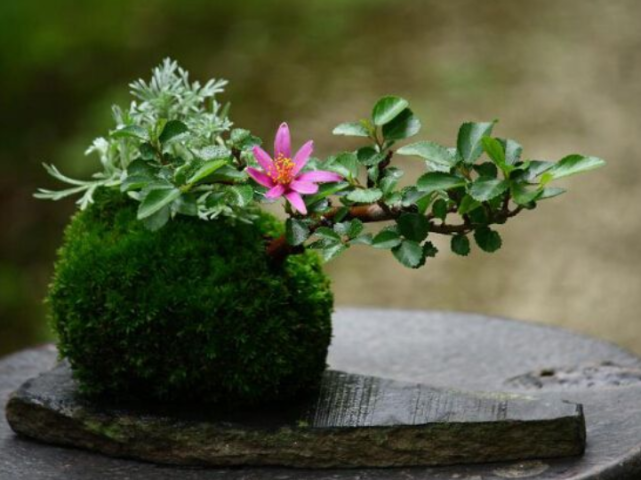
396 213 430 242
286 218 310 246
511 183 542 206
474 226 502 253
321 243 348 262
498 138 523 165
416 195 433 215
384 192 403 206
332 122 370 137
139 142 156 160
333 153 360 179
372 229 402 249
468 178 510 202
474 162 499 179
401 187 423 205
542 155 606 183
230 129 261 150
308 199 330 213
382 108 421 141
315 227 342 242
367 165 380 184
333 221 351 236
458 195 481 215
187 159 228 184
481 136 505 164
195 145 231 161
392 240 424 268
347 219 365 238
137 187 181 220
481 137 513 175
511 161 551 183
380 176 398 195
396 141 457 172
372 96 409 126
111 125 149 141
346 188 383 203
423 241 438 259
141 204 170 231
305 181 350 206
379 167 404 195
402 187 432 212
350 233 373 246
230 128 251 143
209 165 248 183
172 162 191 185
227 185 254 207
468 207 489 225
539 187 566 200
457 121 495 164
241 136 262 150
488 194 503 210
154 118 168 140
432 199 448 220
417 172 466 193
334 219 364 238
120 175 152 192
159 120 189 143
451 235 471 256
357 147 387 167
333 206 350 222
127 159 156 176
173 194 198 216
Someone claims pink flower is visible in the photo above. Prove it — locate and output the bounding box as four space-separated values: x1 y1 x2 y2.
246 123 342 215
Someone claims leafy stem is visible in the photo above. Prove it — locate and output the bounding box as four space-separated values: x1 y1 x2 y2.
36 61 605 269
269 191 523 264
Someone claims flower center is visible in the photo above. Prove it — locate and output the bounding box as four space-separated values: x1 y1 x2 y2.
269 154 296 185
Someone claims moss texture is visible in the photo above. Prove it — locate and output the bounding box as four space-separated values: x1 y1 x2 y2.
48 191 333 406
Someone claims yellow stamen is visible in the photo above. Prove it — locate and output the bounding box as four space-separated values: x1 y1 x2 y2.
269 153 296 185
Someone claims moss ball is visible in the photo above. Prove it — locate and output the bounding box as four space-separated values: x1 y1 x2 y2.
48 191 333 406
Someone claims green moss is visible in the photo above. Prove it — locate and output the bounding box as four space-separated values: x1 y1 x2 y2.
48 191 333 406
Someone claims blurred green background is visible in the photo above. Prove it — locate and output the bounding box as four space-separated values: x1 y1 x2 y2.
1 0 640 357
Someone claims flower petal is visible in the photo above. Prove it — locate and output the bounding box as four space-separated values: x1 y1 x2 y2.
285 191 307 214
247 167 275 188
274 122 291 158
290 180 319 195
297 170 343 183
252 146 275 172
265 184 286 199
292 140 314 175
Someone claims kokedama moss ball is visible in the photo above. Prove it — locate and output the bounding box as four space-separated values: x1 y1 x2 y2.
48 191 333 406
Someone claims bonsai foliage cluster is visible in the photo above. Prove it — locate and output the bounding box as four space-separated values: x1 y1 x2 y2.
39 59 604 405
37 58 606 269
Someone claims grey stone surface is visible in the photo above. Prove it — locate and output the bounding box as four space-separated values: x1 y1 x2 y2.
2 308 641 478
5 363 586 468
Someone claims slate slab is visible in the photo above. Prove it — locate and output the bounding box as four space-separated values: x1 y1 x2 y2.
5 361 585 468
3 309 641 479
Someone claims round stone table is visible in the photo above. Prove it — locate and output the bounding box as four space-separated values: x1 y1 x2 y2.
3 308 641 479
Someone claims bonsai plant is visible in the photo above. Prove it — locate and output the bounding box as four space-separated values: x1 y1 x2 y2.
36 59 605 406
